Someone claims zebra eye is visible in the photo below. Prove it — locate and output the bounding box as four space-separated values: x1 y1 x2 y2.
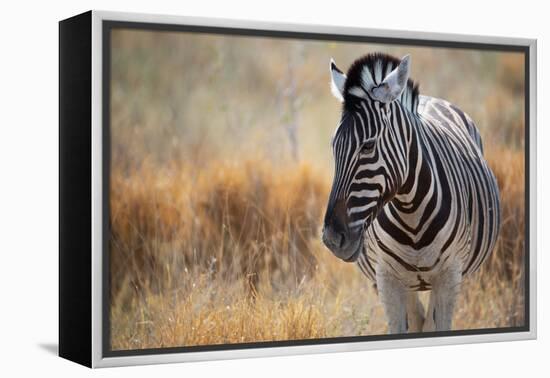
361 140 376 154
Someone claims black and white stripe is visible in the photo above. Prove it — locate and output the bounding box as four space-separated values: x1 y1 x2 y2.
324 53 500 292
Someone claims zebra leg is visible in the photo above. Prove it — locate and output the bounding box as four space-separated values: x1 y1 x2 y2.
422 293 435 332
425 267 462 331
376 269 408 334
406 292 425 332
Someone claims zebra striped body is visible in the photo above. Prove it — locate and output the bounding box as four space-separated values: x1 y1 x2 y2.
323 53 501 333
356 95 500 290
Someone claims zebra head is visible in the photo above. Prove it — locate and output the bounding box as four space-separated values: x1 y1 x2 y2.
322 53 413 262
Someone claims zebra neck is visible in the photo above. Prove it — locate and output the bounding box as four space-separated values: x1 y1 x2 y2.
393 121 436 213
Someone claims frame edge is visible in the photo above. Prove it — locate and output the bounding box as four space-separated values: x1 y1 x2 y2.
59 10 93 368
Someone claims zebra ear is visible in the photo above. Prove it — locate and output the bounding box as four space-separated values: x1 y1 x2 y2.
371 55 410 103
330 58 346 102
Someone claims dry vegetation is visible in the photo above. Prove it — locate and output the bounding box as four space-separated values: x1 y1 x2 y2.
109 30 526 350
110 150 525 350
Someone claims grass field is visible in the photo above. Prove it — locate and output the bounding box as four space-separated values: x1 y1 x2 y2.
108 30 526 350
109 149 525 350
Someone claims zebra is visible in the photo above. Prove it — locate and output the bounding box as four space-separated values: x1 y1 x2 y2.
321 53 500 333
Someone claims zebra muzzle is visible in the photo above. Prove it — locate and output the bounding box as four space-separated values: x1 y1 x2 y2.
322 225 363 262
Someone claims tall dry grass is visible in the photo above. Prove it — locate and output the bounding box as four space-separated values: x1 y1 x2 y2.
110 147 525 350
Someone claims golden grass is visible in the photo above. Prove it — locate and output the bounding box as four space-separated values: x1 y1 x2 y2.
109 146 525 350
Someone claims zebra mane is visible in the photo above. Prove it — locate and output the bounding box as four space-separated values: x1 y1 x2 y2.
343 53 420 114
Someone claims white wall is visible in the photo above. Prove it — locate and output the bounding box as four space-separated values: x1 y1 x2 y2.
0 0 546 376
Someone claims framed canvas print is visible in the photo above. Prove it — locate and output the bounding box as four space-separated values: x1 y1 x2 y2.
59 10 537 368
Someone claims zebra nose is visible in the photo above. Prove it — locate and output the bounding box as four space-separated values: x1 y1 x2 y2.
322 225 347 251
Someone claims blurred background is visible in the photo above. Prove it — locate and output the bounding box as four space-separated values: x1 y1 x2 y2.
109 28 525 350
